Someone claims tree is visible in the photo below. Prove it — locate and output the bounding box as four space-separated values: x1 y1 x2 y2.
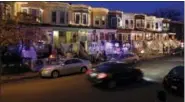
149 8 183 21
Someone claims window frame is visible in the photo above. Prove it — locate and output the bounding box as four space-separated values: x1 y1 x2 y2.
51 11 57 23
75 12 81 24
82 13 88 25
59 11 65 24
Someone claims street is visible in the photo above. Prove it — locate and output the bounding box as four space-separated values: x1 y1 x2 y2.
1 56 184 102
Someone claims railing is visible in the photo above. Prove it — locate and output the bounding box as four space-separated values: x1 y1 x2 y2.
16 12 41 24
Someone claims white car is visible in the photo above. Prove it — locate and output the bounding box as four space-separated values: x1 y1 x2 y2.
110 53 140 63
40 58 92 78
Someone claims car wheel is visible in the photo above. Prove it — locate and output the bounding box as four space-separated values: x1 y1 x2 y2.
80 67 87 73
107 80 117 89
51 71 59 78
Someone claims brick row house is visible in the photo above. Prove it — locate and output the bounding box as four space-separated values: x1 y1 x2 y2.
1 1 184 55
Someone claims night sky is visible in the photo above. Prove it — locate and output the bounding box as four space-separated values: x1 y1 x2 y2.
69 1 184 19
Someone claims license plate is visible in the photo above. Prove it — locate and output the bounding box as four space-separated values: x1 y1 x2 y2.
171 85 177 90
90 73 97 77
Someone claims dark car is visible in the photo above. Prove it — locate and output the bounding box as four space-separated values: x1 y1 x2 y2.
86 62 143 88
163 66 184 96
171 47 184 56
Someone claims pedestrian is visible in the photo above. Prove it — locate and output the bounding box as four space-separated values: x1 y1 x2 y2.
102 50 107 61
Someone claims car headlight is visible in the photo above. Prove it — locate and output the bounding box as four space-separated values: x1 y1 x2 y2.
41 69 50 74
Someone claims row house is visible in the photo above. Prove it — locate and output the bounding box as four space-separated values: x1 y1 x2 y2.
10 2 180 54
69 4 91 27
91 8 109 28
43 2 70 26
14 2 45 23
108 10 123 29
0 2 12 21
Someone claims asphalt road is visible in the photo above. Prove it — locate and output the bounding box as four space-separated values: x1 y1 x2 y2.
1 56 184 102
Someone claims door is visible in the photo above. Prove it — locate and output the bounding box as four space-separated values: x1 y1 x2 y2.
63 59 74 74
70 59 83 73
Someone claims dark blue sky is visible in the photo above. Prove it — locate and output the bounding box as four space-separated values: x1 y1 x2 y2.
70 1 184 18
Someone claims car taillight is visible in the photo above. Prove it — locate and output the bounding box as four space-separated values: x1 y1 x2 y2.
97 73 107 79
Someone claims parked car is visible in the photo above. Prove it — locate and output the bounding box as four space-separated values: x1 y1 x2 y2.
86 61 143 88
108 53 140 64
40 58 92 78
163 66 184 96
171 47 184 56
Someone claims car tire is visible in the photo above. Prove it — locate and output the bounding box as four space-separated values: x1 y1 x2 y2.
80 67 87 73
51 71 59 78
107 80 117 89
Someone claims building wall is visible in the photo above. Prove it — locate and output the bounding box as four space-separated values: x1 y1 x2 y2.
108 11 123 29
122 13 135 29
155 18 163 32
69 4 91 27
145 16 156 31
91 8 109 28
135 14 146 29
43 2 70 25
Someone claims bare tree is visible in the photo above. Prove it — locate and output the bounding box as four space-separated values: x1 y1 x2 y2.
149 8 183 21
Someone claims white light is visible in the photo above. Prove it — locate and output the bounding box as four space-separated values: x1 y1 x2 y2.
106 42 113 48
115 43 119 47
53 31 59 37
141 50 145 53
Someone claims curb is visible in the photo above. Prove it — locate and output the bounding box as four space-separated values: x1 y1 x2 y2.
1 73 39 84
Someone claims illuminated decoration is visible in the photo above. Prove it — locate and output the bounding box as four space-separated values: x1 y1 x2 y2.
141 50 145 54
106 42 113 48
115 43 119 47
181 42 184 48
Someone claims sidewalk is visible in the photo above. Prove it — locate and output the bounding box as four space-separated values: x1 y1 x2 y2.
1 54 167 83
1 72 39 83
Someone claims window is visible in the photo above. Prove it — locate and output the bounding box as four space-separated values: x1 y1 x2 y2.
65 60 72 65
60 11 65 24
75 13 80 24
136 19 140 28
156 23 158 29
102 20 105 25
95 20 100 25
102 16 105 25
111 17 117 27
52 11 56 23
31 9 37 16
147 23 150 28
100 32 104 40
118 18 120 24
118 34 122 41
71 59 82 63
22 9 27 13
141 20 145 27
82 13 87 24
130 20 134 28
105 33 109 41
125 20 129 28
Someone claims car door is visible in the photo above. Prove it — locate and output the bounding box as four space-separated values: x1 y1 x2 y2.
114 64 133 82
63 59 74 74
70 59 83 73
